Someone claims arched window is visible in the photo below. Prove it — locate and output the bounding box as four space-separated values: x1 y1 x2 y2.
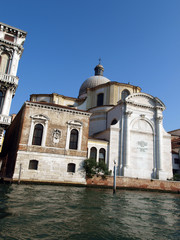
67 163 76 173
111 119 117 125
69 129 78 150
121 90 130 101
99 148 106 163
90 147 97 161
0 91 4 113
32 124 43 146
97 93 104 106
0 53 10 74
29 160 38 170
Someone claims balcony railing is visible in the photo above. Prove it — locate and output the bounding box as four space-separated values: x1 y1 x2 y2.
0 114 11 126
0 73 19 86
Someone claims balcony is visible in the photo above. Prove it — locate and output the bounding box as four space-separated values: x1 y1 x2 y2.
0 114 11 126
0 73 19 86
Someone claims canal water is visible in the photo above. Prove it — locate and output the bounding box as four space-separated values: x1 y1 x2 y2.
0 184 179 240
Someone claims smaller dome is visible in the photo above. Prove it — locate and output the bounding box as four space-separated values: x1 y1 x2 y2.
79 75 110 98
78 62 110 98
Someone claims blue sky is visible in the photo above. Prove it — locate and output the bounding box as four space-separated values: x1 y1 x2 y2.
1 0 180 132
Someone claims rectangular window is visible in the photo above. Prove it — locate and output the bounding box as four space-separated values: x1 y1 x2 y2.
29 160 38 170
67 163 76 173
4 34 14 42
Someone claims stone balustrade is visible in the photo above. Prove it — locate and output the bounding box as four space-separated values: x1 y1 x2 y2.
0 73 19 86
0 114 11 126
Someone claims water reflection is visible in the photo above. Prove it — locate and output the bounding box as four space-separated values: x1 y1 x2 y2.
0 185 179 240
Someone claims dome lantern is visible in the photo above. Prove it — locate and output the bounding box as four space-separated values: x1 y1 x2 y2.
94 58 104 76
94 64 104 76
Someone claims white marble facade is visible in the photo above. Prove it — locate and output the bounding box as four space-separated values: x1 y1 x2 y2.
87 92 173 180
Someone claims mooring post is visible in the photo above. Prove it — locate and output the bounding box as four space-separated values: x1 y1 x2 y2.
18 163 22 184
113 160 116 194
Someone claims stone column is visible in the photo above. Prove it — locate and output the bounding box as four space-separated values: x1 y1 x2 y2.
124 111 132 168
77 127 82 151
42 121 48 147
156 116 163 172
9 48 21 76
96 148 99 163
119 105 124 176
65 125 71 150
28 120 35 146
1 88 13 116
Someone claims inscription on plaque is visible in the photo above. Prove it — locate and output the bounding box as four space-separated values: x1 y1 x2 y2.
137 141 148 152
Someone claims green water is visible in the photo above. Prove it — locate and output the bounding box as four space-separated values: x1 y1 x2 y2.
0 184 179 240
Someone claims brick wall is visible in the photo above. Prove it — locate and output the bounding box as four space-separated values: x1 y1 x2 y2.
86 176 180 193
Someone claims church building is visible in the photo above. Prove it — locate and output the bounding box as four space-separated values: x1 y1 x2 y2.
0 63 173 183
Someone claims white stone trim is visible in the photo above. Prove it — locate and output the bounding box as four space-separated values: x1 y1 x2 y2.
124 111 132 168
1 88 13 116
28 114 49 147
25 101 91 116
126 93 165 110
66 120 83 151
156 116 163 172
17 150 86 159
19 144 87 153
88 145 108 164
130 116 155 133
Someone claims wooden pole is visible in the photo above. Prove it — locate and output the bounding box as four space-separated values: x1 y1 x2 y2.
18 163 22 184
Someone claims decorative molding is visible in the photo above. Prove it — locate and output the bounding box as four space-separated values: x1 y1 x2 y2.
0 22 27 37
140 114 145 118
0 114 11 125
126 93 165 110
0 73 19 87
26 102 91 117
67 120 82 126
156 116 163 123
52 129 61 144
30 114 49 121
0 45 14 58
0 39 24 56
125 111 132 116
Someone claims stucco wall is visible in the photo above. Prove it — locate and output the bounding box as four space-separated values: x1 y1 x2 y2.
13 151 86 184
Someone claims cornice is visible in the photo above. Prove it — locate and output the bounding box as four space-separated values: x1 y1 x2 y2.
0 22 27 37
88 81 141 93
0 38 24 51
25 101 91 117
126 93 165 110
126 100 164 110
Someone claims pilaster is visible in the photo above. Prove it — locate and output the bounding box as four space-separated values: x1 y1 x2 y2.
124 111 132 168
156 115 163 178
